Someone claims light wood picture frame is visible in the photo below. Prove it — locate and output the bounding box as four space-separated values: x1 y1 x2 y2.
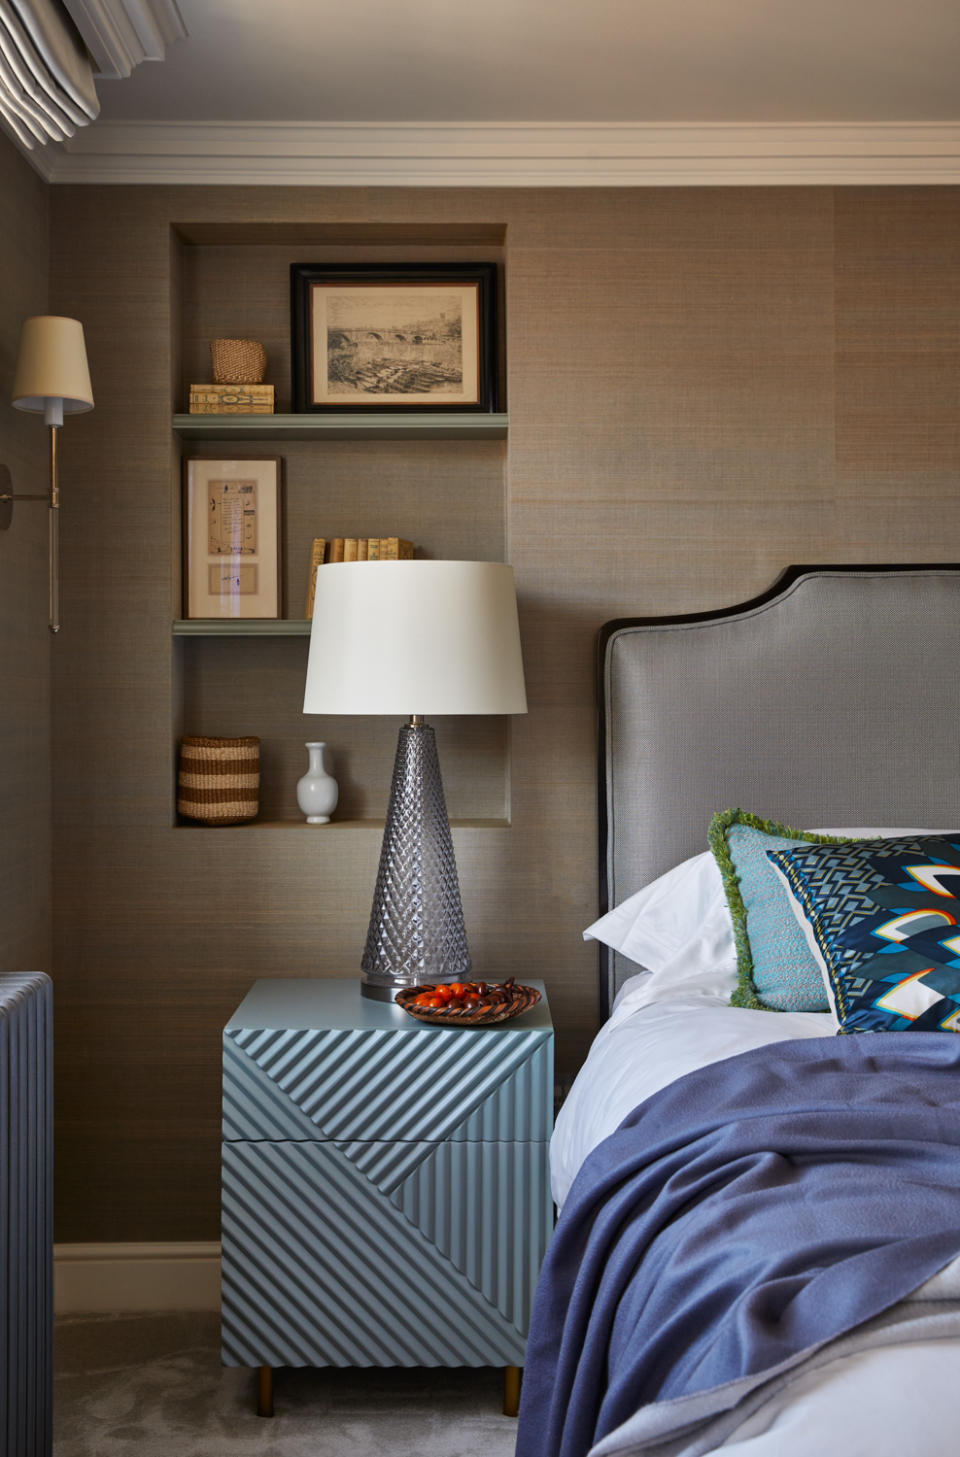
183 457 283 619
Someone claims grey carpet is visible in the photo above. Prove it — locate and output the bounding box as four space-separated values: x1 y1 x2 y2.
55 1312 520 1456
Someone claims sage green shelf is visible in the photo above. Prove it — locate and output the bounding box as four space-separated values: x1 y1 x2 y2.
173 412 509 441
173 619 311 636
175 817 511 831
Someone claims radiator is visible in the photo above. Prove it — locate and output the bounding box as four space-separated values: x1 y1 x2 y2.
1 973 53 1457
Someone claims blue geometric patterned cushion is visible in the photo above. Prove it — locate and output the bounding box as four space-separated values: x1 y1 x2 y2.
708 810 840 1012
767 836 960 1034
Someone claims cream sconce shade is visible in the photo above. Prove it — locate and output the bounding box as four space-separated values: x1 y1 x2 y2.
12 315 94 424
3 315 94 634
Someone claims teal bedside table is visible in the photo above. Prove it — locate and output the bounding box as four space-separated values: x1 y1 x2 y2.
221 978 554 1416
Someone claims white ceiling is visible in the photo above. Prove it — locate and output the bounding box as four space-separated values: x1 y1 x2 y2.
19 0 960 183
96 0 960 125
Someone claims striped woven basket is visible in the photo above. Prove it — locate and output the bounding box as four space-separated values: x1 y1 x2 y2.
177 736 260 825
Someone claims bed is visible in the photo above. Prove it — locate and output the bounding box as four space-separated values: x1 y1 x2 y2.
517 564 960 1457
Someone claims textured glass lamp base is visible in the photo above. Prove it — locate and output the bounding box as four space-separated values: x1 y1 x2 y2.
361 720 471 1000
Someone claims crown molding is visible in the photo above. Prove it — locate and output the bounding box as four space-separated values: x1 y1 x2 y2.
31 120 960 186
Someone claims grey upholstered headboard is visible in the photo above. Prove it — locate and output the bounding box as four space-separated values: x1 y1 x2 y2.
597 564 960 1017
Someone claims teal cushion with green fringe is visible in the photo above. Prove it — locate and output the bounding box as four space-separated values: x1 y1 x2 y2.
709 810 842 1012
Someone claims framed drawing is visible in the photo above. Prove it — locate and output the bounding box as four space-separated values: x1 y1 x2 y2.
183 457 282 619
291 262 498 413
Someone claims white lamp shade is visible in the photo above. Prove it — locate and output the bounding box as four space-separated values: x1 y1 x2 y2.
304 560 527 717
12 315 94 414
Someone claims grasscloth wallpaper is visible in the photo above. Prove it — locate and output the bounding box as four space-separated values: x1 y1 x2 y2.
0 138 50 979
37 180 960 1240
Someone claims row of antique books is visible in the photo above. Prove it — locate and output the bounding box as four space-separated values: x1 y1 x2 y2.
325 537 414 563
305 536 415 617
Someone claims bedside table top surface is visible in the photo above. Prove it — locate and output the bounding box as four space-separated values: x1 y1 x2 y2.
226 977 552 1034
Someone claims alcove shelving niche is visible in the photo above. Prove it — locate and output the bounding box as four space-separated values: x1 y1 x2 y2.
170 220 511 831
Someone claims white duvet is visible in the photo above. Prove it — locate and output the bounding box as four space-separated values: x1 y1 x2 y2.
551 925 831 1209
551 939 960 1457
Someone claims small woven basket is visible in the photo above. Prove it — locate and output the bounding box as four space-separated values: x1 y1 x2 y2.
395 981 540 1026
210 338 267 384
177 736 260 825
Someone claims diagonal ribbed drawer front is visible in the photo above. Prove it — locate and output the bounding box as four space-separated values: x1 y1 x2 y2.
221 1140 549 1368
223 1023 553 1143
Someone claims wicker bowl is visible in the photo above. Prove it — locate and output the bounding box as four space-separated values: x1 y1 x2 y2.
177 735 260 825
210 338 267 384
395 980 540 1026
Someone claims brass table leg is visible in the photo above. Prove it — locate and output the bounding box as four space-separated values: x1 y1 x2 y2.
503 1364 522 1418
257 1364 274 1418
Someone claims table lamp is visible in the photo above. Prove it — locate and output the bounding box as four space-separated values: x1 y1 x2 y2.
303 560 527 1000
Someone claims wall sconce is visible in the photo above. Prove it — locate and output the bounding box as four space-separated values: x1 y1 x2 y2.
2 316 94 634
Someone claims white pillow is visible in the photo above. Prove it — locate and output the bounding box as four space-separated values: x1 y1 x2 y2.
810 828 943 837
583 851 726 972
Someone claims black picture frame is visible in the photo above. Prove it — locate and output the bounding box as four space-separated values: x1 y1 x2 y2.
291 262 498 413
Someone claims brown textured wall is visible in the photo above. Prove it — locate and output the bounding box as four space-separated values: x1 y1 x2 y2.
49 183 960 1241
0 135 50 976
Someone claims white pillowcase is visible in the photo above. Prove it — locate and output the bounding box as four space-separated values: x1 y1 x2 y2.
585 829 941 973
583 851 726 972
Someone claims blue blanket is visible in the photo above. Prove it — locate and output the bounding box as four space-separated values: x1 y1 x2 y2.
517 1033 960 1457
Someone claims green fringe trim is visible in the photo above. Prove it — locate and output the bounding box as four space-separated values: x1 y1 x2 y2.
707 809 842 1012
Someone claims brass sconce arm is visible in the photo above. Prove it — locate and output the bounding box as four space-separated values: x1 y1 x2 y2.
0 466 51 510
0 433 63 633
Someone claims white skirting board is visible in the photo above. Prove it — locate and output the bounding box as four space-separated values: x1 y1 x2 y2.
54 1243 221 1313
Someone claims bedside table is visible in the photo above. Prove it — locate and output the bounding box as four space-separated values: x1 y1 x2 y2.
221 978 554 1417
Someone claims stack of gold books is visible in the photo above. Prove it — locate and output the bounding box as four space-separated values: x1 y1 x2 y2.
188 384 275 414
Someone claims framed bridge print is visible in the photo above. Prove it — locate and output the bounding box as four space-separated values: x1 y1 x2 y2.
291 262 498 413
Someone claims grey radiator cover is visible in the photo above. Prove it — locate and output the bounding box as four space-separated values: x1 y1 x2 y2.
1 972 53 1457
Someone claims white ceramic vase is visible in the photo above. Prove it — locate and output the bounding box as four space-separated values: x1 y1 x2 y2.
296 742 339 824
